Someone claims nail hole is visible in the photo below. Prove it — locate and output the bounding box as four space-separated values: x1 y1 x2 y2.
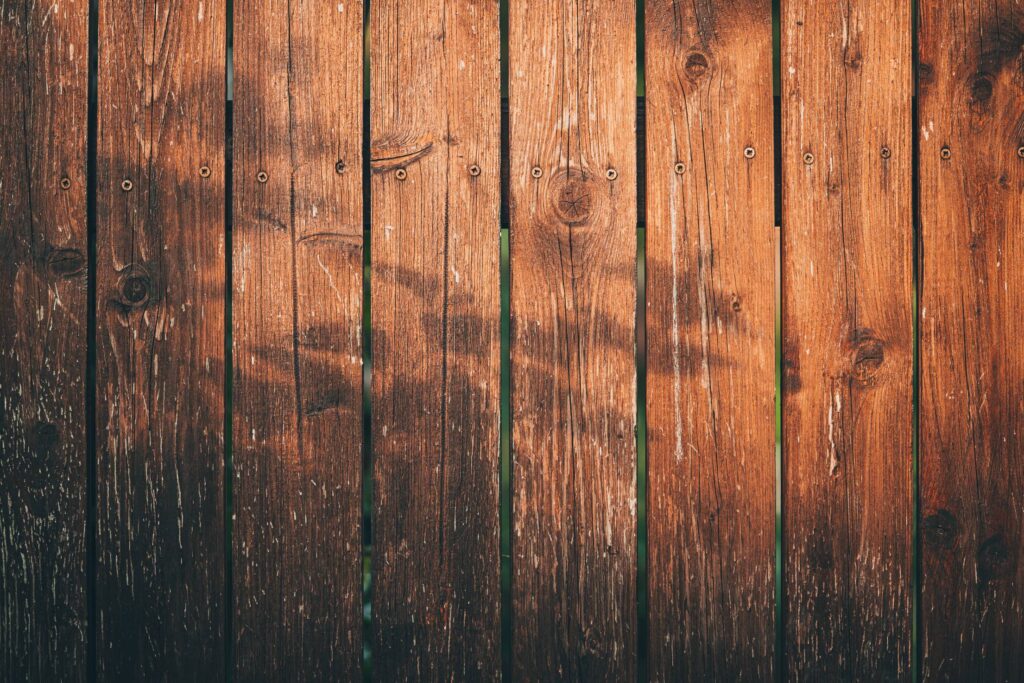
606 168 618 181
335 160 346 174
531 166 543 179
880 146 891 159
257 171 269 183
121 179 133 192
199 165 211 178
60 177 71 190
743 146 756 159
803 152 815 165
395 168 408 181
940 146 951 160
469 164 481 177
674 162 686 175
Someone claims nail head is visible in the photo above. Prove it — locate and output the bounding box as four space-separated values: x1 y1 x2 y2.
940 146 951 160
335 160 346 174
606 168 618 181
880 146 891 159
469 164 481 177
395 168 408 180
121 179 133 192
1017 146 1024 159
199 165 211 178
744 146 756 159
60 177 71 190
531 166 543 178
674 162 686 175
803 152 815 165
257 171 268 183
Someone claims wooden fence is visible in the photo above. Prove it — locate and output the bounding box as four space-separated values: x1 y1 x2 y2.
2 0 1022 680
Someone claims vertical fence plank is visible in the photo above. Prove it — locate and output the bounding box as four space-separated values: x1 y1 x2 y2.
370 0 501 678
781 0 913 679
509 1 637 679
919 3 1024 679
0 0 89 677
645 1 776 679
95 0 225 676
233 0 364 678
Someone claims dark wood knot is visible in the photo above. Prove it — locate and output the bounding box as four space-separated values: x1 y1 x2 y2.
118 273 152 308
851 330 884 381
977 534 1010 586
969 72 994 105
47 248 86 278
30 421 60 452
922 509 958 549
684 52 709 80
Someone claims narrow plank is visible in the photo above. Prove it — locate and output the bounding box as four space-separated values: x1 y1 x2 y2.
0 0 89 677
919 3 1024 679
94 0 226 675
508 1 637 678
781 0 914 679
645 1 776 679
370 0 501 678
232 0 364 677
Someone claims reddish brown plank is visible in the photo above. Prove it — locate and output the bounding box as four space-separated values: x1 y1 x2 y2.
0 0 89 677
508 1 637 679
94 0 226 676
781 0 914 679
232 0 364 678
369 0 501 679
918 2 1024 679
646 1 776 679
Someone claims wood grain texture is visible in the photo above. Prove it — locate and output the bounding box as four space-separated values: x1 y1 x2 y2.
645 1 776 680
370 0 501 679
232 0 364 678
918 2 1024 679
508 1 637 679
781 0 913 679
94 0 225 676
0 0 88 677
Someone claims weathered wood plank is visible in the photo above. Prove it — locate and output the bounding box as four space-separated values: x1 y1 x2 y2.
370 0 501 679
919 3 1024 679
645 1 776 679
94 0 225 675
0 0 89 677
781 0 914 679
231 0 364 677
232 0 364 678
508 1 637 678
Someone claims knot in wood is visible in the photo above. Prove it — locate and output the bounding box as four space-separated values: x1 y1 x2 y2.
554 177 593 224
31 421 60 452
969 72 994 105
851 330 884 382
977 534 1010 586
685 52 709 80
47 248 86 278
922 510 958 549
121 274 151 306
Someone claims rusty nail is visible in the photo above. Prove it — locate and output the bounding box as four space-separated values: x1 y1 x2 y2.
674 162 686 175
121 179 133 192
257 171 268 183
606 168 618 181
1017 146 1024 159
335 160 346 174
60 177 71 190
940 146 951 160
395 168 407 181
880 146 891 159
531 166 543 179
803 152 815 165
744 146 756 159
199 165 211 178
469 164 481 177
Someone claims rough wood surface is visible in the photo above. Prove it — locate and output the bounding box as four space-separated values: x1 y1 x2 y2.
0 0 89 677
369 0 501 679
919 2 1024 679
645 1 776 680
232 0 364 678
781 0 914 679
508 1 637 679
94 0 225 676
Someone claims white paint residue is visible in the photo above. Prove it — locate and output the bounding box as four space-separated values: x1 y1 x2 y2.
197 2 203 21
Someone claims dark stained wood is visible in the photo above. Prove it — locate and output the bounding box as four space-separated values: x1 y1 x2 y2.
369 0 501 679
94 0 225 676
232 0 364 678
781 0 913 679
0 0 89 677
508 1 637 679
918 3 1024 679
645 1 776 679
